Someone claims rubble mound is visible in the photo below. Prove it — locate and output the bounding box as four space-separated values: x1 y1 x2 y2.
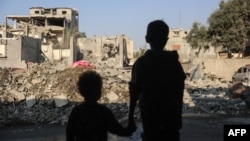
0 61 250 126
0 62 131 126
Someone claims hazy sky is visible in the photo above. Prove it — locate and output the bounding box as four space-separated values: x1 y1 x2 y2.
0 0 221 49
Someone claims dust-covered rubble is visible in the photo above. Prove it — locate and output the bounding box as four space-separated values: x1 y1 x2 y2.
0 61 250 126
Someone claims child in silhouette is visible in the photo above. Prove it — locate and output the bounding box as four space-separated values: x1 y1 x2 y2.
66 70 134 141
128 20 186 141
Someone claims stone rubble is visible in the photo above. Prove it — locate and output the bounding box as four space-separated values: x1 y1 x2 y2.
0 60 250 127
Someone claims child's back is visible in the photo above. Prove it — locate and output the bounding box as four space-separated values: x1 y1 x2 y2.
66 70 133 141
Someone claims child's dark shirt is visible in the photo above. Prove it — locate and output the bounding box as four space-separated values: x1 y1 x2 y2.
66 102 129 141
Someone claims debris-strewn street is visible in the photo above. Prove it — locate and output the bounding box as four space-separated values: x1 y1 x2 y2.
1 59 250 141
1 60 250 126
1 113 250 141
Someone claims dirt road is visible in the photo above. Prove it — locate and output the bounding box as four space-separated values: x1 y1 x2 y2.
1 113 250 141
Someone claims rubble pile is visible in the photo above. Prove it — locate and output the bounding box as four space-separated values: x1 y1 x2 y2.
0 61 131 126
184 79 249 114
0 61 249 126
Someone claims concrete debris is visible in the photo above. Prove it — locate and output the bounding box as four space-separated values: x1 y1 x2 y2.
8 90 25 102
53 94 68 108
26 95 36 108
187 60 203 81
228 81 250 109
0 60 250 126
106 91 119 103
228 82 250 99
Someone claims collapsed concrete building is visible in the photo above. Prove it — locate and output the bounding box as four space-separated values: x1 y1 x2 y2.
76 34 134 68
0 7 79 68
0 7 133 68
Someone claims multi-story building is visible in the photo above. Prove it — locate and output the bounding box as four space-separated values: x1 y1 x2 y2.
4 7 79 44
0 7 133 68
165 28 191 59
0 7 79 68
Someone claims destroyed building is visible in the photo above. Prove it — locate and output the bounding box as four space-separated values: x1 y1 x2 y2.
0 7 133 69
76 35 134 68
1 7 250 128
0 7 79 68
4 7 79 41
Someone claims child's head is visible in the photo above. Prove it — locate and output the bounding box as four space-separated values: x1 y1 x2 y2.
145 20 169 50
77 70 103 102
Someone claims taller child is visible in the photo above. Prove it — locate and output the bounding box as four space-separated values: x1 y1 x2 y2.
127 20 186 141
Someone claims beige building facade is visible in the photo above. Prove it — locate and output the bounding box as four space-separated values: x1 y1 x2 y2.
0 7 133 68
165 28 191 59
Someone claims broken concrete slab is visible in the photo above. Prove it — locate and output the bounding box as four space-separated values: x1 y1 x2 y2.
26 95 36 108
8 90 25 102
53 94 68 107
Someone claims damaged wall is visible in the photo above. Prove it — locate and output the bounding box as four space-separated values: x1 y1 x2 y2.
77 37 103 57
0 36 42 68
21 36 42 63
199 59 250 81
0 38 25 68
76 35 133 68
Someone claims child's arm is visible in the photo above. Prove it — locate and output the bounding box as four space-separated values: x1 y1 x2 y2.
106 108 135 137
127 58 143 131
127 85 138 132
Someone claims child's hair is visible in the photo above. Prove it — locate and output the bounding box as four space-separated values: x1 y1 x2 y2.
77 70 103 101
146 20 169 49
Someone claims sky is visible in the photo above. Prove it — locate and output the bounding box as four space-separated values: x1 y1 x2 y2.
0 0 221 49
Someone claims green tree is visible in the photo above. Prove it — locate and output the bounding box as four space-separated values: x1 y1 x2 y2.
207 0 250 58
186 22 209 55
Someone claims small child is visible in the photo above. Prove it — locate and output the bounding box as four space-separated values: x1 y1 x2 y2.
66 70 134 141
